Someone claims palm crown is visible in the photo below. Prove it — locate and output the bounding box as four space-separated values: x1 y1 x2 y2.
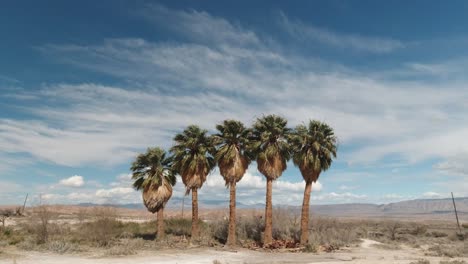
289 120 337 182
212 120 251 185
249 115 291 180
170 125 215 192
131 147 176 190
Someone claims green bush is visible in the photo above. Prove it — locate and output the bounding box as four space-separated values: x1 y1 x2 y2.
165 218 192 237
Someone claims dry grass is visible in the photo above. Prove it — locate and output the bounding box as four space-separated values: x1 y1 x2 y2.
1 205 466 257
439 260 467 264
409 260 430 264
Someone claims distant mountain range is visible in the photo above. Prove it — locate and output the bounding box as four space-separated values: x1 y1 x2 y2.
78 197 468 220
308 197 468 219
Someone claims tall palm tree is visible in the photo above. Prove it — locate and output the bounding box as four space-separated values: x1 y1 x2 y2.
170 125 215 240
249 115 290 245
289 120 337 245
212 120 251 247
131 147 176 240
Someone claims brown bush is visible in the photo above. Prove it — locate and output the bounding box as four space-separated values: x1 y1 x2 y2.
409 260 430 264
78 207 121 247
306 217 361 251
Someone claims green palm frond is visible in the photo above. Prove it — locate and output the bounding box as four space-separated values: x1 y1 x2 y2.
170 125 215 190
212 119 252 185
248 114 291 179
130 147 176 191
212 120 251 163
289 120 338 181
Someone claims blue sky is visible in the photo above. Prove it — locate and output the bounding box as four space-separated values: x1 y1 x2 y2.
1 1 468 206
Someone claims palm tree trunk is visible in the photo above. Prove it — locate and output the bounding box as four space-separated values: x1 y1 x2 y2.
300 180 312 245
191 188 200 240
227 181 237 247
264 178 273 245
157 207 165 240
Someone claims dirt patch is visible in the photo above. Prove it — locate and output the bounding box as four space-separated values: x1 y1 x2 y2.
1 240 468 264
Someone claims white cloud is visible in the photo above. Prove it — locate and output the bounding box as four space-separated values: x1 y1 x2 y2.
96 187 134 198
59 175 85 188
434 153 468 176
1 3 468 206
278 12 404 53
422 192 445 199
141 4 260 47
0 74 20 84
338 185 359 191
312 192 368 202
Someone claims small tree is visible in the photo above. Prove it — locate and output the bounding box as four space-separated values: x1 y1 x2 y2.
249 115 291 245
171 125 215 240
212 119 251 246
131 147 176 239
289 120 337 245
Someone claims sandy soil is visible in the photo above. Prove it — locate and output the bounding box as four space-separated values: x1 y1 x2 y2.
1 239 467 264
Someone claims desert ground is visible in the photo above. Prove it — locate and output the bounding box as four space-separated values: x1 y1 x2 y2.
1 205 467 264
1 238 468 264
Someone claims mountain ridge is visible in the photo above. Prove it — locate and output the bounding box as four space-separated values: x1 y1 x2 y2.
77 197 468 219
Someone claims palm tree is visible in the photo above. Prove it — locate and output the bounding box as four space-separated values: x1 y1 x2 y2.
131 147 176 240
212 120 251 247
289 120 337 245
249 115 290 245
170 125 215 240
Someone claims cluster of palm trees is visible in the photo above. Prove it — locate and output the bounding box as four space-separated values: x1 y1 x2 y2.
131 114 337 247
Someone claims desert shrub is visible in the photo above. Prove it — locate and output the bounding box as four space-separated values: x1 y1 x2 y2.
307 217 361 250
210 219 229 244
0 227 25 245
303 242 317 253
17 238 38 251
407 224 427 236
77 208 88 224
46 240 79 254
105 238 144 256
426 244 466 258
237 215 264 244
106 245 136 256
164 218 193 237
439 261 467 264
272 207 300 242
385 221 400 241
0 209 14 229
409 259 430 264
32 205 54 244
12 206 57 245
80 218 121 247
429 231 449 238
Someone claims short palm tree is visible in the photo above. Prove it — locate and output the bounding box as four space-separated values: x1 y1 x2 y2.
212 120 251 247
249 115 290 245
131 147 176 240
170 125 215 240
289 120 337 245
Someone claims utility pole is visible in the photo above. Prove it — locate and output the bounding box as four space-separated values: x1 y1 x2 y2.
22 193 29 215
451 192 462 235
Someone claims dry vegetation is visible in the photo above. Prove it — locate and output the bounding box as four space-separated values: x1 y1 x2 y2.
0 205 466 259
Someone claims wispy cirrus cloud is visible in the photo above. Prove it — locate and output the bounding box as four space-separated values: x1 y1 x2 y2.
9 4 468 171
278 12 404 53
140 4 261 48
2 4 468 206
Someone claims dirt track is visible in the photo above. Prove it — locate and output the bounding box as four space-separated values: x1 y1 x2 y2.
1 239 467 264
